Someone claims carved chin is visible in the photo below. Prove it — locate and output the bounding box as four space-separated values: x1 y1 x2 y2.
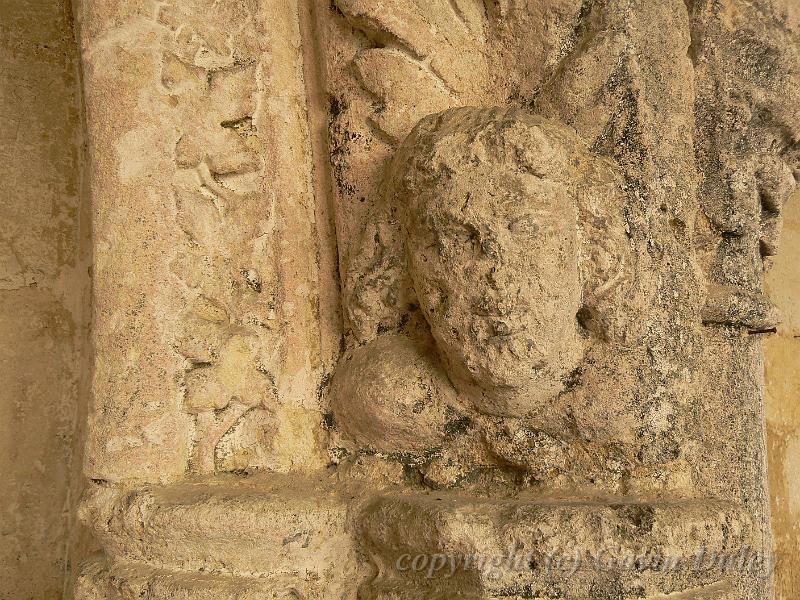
465 370 571 418
438 342 578 418
430 311 582 402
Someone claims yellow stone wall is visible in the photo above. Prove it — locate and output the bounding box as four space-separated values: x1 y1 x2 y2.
766 189 800 600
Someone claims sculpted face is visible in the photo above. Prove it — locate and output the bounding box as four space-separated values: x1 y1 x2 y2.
404 148 583 416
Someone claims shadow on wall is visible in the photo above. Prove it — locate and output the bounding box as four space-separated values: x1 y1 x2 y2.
0 0 91 598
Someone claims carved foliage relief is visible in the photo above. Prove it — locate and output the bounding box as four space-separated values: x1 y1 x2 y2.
153 1 282 474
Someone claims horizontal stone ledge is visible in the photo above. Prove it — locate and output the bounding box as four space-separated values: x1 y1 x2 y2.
76 555 739 600
79 473 363 592
75 554 303 599
79 474 760 599
359 493 758 599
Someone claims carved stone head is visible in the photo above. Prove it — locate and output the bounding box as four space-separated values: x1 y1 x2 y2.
346 107 630 417
396 109 583 415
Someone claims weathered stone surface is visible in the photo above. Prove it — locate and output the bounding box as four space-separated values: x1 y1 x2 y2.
63 0 799 598
79 0 334 483
372 108 625 415
359 492 755 599
319 1 798 598
76 556 280 600
330 333 457 453
78 474 361 595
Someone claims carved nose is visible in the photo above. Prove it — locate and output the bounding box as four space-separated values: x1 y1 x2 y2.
487 265 511 290
486 257 523 291
757 156 796 213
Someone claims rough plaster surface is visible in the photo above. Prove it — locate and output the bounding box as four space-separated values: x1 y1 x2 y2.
0 0 88 598
63 0 800 598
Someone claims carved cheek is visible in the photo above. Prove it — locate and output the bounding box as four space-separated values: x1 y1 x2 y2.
408 254 450 318
420 282 447 316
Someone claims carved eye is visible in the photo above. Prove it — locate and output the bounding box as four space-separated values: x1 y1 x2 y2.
508 214 540 236
423 287 448 313
449 224 481 252
480 237 501 259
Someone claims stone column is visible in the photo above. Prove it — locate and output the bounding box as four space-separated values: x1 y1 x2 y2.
79 0 336 484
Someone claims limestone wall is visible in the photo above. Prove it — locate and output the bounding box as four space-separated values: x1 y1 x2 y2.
0 0 89 598
766 189 800 600
764 22 800 600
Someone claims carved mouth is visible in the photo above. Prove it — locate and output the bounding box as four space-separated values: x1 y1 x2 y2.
472 310 529 319
471 303 531 319
486 330 526 342
484 320 533 351
471 292 532 319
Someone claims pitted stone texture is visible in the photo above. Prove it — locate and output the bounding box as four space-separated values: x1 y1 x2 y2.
79 0 331 482
330 104 699 495
75 556 737 600
387 108 584 417
358 492 756 600
330 333 458 453
340 106 629 418
68 0 800 598
76 556 279 600
323 15 791 600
